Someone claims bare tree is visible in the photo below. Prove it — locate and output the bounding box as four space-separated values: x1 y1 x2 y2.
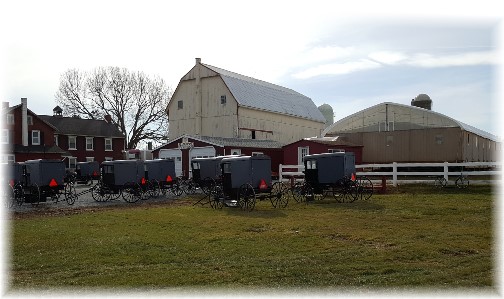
55 67 171 149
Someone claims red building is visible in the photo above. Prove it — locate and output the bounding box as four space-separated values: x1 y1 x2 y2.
2 98 125 169
282 137 363 166
151 134 283 178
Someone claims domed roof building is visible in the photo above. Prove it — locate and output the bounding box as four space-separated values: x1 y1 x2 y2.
322 95 499 163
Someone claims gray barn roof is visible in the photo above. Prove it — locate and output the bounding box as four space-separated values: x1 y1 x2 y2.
203 64 326 123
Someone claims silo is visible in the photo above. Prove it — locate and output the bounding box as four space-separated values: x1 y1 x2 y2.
411 94 433 110
318 103 334 128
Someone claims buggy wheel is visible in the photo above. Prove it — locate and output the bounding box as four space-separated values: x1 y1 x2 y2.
171 181 184 197
201 177 215 195
209 184 224 210
91 182 110 202
344 180 359 203
456 176 469 189
356 176 373 200
434 177 447 188
64 183 77 205
270 182 289 208
149 180 160 198
184 180 197 195
304 183 315 202
14 184 24 206
291 182 306 203
238 183 256 211
122 182 141 203
30 184 41 206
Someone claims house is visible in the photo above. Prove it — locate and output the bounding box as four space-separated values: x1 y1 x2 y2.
166 58 326 145
151 134 283 178
38 106 125 169
2 98 68 163
1 98 126 169
322 95 501 163
282 137 363 166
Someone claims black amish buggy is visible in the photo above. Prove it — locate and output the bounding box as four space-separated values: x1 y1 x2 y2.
144 159 182 197
209 155 288 211
293 152 372 203
73 161 100 185
13 159 77 206
91 160 146 203
190 156 238 197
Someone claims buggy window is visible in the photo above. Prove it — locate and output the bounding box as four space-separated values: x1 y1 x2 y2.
103 165 114 174
223 163 231 174
192 162 200 170
306 160 317 170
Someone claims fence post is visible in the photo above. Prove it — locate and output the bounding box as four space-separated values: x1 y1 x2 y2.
279 164 283 182
443 162 449 181
392 162 398 187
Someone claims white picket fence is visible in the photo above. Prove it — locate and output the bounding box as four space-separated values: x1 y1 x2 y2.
279 161 501 187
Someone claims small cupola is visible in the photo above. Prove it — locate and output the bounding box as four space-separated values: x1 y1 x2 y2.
53 106 63 117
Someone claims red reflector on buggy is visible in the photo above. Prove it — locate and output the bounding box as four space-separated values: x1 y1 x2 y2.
141 177 146 185
259 179 268 190
166 175 173 182
351 173 356 181
9 179 14 188
49 179 58 187
93 171 98 176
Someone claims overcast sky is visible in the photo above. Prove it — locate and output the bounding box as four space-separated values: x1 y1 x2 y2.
1 0 502 137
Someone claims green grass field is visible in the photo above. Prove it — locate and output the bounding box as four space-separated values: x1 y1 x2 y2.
7 185 497 294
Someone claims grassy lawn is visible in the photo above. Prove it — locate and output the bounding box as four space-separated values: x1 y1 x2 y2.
6 185 497 294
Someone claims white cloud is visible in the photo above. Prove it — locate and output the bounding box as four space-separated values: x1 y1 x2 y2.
292 59 381 79
405 51 498 68
368 51 408 64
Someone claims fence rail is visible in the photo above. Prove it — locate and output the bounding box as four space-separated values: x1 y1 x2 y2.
279 162 501 187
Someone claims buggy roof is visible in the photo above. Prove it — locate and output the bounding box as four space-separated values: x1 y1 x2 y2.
304 152 352 161
221 155 270 163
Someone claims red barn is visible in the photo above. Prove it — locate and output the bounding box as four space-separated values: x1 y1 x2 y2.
282 137 363 166
151 134 283 178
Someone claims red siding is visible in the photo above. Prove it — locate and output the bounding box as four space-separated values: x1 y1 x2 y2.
283 140 363 165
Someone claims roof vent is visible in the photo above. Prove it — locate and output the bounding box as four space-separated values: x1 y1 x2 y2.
411 94 432 110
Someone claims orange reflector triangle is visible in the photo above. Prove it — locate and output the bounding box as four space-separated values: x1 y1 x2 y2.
49 178 58 187
351 173 356 181
93 170 98 176
166 175 173 182
141 177 146 185
259 179 268 190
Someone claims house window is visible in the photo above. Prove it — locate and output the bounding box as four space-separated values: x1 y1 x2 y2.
27 115 33 125
7 114 14 125
32 130 40 145
105 157 113 161
435 135 444 145
220 95 226 105
231 149 241 155
1 154 15 163
328 149 345 153
86 137 94 151
68 136 77 150
105 138 113 151
252 152 263 156
178 100 183 109
86 157 94 162
298 146 309 165
1 129 8 144
54 135 58 146
68 157 77 169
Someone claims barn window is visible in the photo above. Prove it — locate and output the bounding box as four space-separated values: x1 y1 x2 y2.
251 130 256 139
7 114 14 125
68 136 77 150
220 95 226 105
435 135 444 145
178 100 183 109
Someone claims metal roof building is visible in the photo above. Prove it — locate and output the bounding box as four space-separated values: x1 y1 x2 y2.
322 100 500 163
166 58 325 145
